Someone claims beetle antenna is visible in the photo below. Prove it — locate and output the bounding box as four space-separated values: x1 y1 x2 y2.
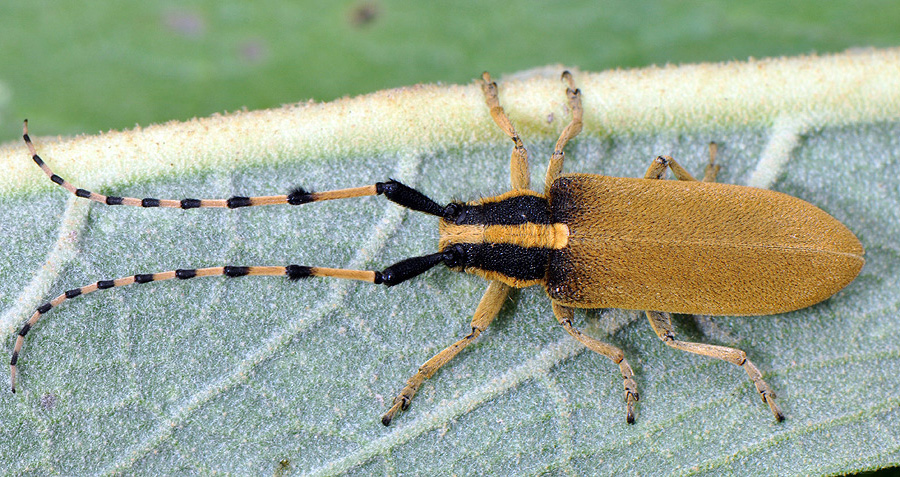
287 179 448 218
23 121 449 216
10 251 457 392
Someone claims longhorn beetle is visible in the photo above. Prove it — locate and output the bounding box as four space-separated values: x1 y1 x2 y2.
11 72 865 425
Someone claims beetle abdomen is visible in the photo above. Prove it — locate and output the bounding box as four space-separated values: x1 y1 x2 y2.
546 174 865 315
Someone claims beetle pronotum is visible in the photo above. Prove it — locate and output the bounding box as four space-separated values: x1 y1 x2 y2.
11 72 864 425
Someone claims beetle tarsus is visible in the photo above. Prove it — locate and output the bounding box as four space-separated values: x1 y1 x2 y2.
759 388 784 422
625 379 639 424
768 396 785 422
381 394 409 426
748 365 784 422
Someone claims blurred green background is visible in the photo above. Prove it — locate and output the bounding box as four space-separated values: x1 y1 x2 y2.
1 0 898 140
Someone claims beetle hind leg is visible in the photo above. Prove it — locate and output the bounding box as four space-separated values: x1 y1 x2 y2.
553 302 639 423
702 142 720 183
644 142 721 183
645 311 784 421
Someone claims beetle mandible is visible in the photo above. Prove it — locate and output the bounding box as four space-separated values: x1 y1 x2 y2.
11 71 864 425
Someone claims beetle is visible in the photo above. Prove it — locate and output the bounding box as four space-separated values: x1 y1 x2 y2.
10 72 864 426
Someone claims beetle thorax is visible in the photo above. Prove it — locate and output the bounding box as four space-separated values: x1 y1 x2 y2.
437 190 567 288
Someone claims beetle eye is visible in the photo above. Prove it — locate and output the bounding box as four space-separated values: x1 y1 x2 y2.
442 202 463 221
442 245 465 268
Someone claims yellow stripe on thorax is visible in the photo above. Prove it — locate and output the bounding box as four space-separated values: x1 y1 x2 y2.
439 222 569 250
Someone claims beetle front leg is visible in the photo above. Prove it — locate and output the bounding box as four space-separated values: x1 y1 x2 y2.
481 72 531 191
553 302 639 423
645 310 784 421
381 280 510 426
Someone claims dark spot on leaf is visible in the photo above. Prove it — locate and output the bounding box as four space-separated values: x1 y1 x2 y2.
275 459 291 477
41 393 57 410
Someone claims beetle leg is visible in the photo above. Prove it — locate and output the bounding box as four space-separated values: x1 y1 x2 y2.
702 142 720 183
480 72 531 190
381 280 511 426
544 71 584 192
552 302 639 423
645 311 784 422
643 155 699 181
644 143 720 183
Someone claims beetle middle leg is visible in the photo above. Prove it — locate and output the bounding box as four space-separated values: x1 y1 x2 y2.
645 311 784 421
381 280 511 426
552 302 639 423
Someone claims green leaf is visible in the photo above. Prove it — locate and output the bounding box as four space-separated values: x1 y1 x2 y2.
2 50 899 475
